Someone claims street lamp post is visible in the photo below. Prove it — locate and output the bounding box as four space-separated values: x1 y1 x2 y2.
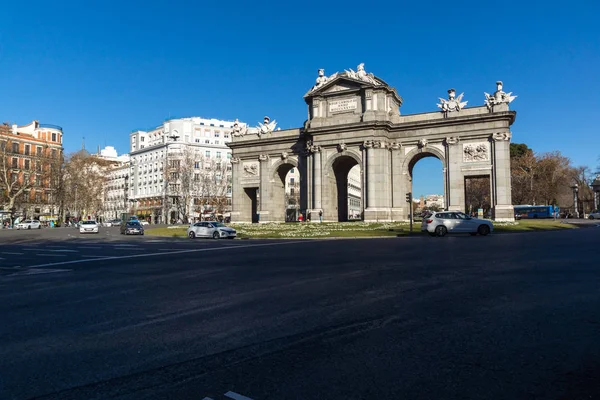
571 183 579 218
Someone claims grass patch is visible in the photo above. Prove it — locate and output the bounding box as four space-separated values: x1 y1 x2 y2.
494 219 578 232
145 219 578 239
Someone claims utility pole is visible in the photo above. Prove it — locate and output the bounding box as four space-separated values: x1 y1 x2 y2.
406 192 413 233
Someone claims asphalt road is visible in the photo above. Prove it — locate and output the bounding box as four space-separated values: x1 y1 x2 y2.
1 226 600 399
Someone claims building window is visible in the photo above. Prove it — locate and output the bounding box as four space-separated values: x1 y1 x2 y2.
224 133 229 139
195 138 200 143
290 177 294 185
290 168 294 173
52 133 57 142
12 143 19 153
215 140 220 145
52 149 57 158
170 172 179 180
12 158 17 168
205 151 210 158
141 137 145 142
36 146 42 156
210 123 214 127
227 153 231 159
194 173 200 181
140 145 145 149
290 188 295 196
194 161 200 168
24 159 30 170
216 152 221 159
24 145 30 155
205 139 210 144
214 132 220 138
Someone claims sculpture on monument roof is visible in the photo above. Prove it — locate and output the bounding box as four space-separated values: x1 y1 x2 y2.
308 68 339 93
484 81 517 111
344 63 380 85
437 88 467 114
257 116 277 135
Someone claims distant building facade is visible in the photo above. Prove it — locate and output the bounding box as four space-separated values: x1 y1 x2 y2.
129 117 237 224
97 146 130 220
0 121 63 222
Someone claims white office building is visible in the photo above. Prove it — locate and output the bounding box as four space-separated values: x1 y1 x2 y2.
129 117 237 224
96 146 130 221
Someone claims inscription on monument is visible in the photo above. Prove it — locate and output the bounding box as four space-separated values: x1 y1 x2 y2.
329 98 358 113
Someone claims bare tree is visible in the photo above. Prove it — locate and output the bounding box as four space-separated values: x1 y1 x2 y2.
465 176 491 214
1 132 61 223
194 157 231 220
61 150 110 221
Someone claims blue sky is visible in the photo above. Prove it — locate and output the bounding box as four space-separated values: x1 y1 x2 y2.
1 0 599 197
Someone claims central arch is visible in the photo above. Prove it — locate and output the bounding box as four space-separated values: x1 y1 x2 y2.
325 151 363 222
271 158 299 222
403 147 447 216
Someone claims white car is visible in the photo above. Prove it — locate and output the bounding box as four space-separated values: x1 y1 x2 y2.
187 222 236 239
16 220 42 230
588 211 600 220
79 220 99 234
421 211 493 237
139 220 149 226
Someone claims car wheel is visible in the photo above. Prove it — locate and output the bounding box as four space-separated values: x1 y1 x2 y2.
212 231 220 239
188 231 196 239
435 225 447 237
28 226 31 230
469 232 477 236
478 224 491 236
38 225 41 229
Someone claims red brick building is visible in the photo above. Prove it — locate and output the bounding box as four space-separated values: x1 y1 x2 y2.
0 121 64 222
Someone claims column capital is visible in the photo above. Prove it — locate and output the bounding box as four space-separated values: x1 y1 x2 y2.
230 157 241 164
388 142 401 151
444 136 460 146
363 140 374 149
492 132 512 141
258 154 269 162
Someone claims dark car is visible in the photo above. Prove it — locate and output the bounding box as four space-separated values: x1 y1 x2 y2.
120 221 144 235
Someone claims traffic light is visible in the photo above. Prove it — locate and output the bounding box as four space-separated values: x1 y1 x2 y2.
406 192 412 203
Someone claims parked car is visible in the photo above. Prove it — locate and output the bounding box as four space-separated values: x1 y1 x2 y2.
589 210 600 220
421 211 493 237
187 222 236 239
121 221 144 235
16 220 42 230
79 220 99 234
139 220 149 226
109 219 123 226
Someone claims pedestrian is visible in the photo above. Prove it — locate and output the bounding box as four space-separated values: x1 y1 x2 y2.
319 210 323 223
298 213 304 222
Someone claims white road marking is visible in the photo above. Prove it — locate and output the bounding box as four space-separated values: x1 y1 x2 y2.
225 391 254 400
48 249 78 253
36 254 67 257
9 268 71 276
80 255 109 258
19 241 309 269
1 252 24 255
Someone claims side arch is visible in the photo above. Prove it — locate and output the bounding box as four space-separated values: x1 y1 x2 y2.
401 146 446 176
323 149 363 222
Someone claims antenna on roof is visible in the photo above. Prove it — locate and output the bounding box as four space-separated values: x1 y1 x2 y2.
82 137 85 150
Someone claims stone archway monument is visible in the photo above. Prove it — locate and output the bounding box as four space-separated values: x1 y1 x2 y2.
228 64 517 223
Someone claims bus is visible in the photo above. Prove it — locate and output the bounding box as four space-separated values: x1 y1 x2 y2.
514 205 559 219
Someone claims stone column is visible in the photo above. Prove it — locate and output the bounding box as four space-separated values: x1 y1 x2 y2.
446 138 465 212
258 154 272 223
363 140 392 221
492 132 514 221
230 157 252 223
363 140 374 209
389 142 404 221
312 145 323 211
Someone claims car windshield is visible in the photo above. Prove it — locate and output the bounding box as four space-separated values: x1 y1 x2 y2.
82 221 96 225
127 222 141 226
212 222 226 227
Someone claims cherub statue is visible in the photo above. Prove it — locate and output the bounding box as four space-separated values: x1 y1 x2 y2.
231 118 247 137
437 89 467 113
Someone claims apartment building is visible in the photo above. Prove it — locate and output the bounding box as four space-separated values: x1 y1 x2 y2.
129 117 237 224
0 121 63 222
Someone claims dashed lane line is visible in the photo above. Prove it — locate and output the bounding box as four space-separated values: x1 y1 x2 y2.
36 254 68 257
48 249 78 252
21 241 310 269
1 252 24 255
225 391 254 400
